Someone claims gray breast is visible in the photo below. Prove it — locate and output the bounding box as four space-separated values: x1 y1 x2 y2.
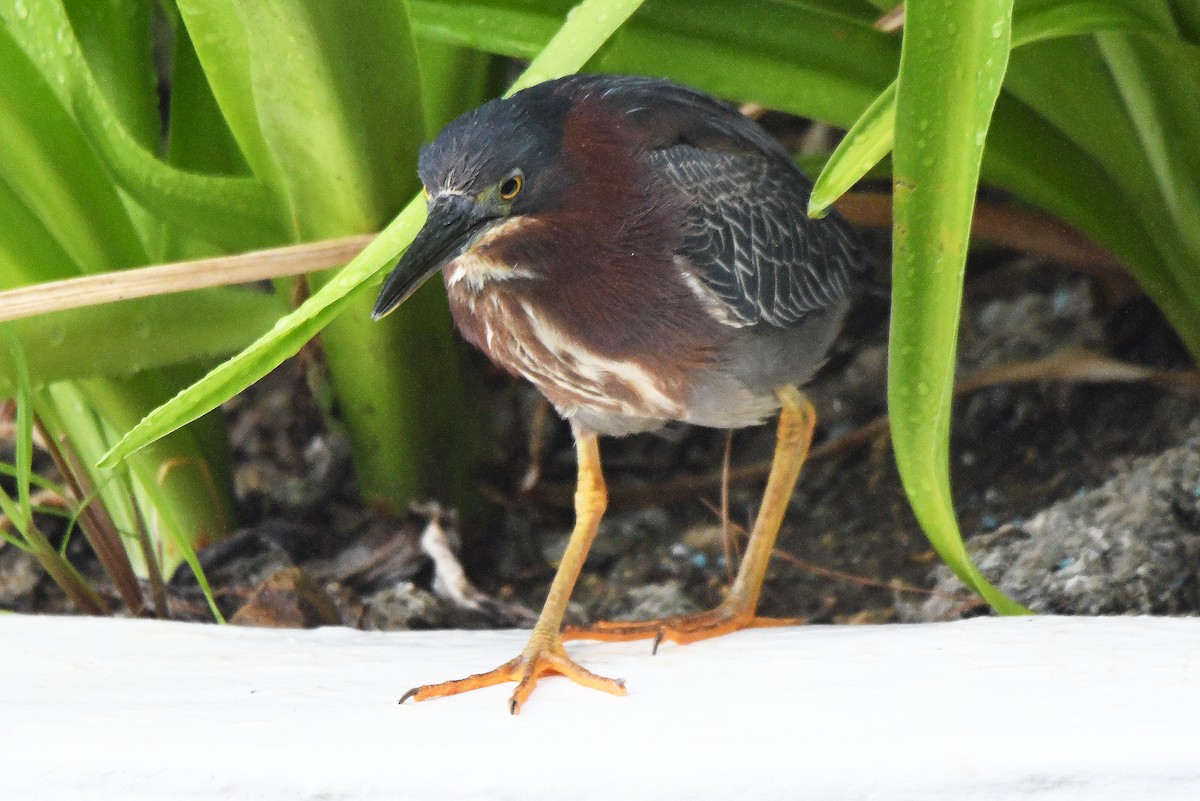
682 299 850 430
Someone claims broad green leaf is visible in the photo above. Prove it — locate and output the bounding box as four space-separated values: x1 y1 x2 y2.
809 0 1178 218
228 0 427 238
1169 0 1200 43
415 38 501 136
175 0 286 191
62 0 163 250
1 0 283 253
0 174 85 286
101 0 648 469
890 0 1026 613
1098 33 1200 296
1004 35 1200 347
160 15 255 261
72 94 285 251
62 0 160 148
411 0 898 127
0 22 145 273
217 0 466 510
1012 0 1175 45
0 288 285 394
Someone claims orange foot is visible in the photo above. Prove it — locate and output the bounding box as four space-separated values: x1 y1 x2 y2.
399 637 627 715
562 603 805 653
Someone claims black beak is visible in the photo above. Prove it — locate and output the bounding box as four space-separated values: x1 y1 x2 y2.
372 194 493 320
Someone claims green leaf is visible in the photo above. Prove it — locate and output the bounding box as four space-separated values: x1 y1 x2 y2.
211 0 468 510
415 37 501 136
1 0 284 254
0 335 108 613
226 0 428 238
411 0 898 127
62 0 169 254
62 0 160 149
101 0 649 469
160 14 256 261
0 287 286 394
72 92 286 251
890 0 1027 613
1012 0 1175 46
808 80 895 217
99 197 424 468
0 21 145 273
808 0 1179 219
1098 33 1200 299
174 0 286 192
1003 34 1200 353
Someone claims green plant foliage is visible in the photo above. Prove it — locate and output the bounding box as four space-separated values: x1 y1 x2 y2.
101 0 650 468
0 331 108 613
169 0 487 511
0 289 285 395
0 1 237 586
1 0 1196 616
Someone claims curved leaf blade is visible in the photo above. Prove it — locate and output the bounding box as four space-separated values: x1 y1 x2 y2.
808 0 1175 218
808 80 895 217
890 0 1027 613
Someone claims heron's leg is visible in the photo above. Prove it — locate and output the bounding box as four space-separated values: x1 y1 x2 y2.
562 387 815 649
400 430 625 714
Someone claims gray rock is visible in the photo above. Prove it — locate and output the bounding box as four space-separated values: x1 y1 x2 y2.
362 582 460 631
912 438 1200 620
610 582 701 622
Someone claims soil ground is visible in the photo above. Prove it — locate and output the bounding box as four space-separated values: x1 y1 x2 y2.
4 236 1197 631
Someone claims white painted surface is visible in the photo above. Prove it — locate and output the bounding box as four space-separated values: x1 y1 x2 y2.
1 614 1197 800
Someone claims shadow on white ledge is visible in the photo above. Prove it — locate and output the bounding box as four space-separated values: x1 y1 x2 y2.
2 614 1197 800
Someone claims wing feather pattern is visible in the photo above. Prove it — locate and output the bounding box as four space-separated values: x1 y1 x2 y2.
647 146 864 328
553 74 867 328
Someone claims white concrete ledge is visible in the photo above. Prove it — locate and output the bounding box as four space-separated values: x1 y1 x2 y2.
2 614 1198 800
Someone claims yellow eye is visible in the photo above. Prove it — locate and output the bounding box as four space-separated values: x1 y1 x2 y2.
499 173 523 201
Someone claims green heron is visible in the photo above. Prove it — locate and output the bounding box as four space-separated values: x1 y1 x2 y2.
374 74 866 714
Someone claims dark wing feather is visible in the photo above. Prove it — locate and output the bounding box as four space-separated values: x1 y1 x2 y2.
646 145 865 327
548 75 867 327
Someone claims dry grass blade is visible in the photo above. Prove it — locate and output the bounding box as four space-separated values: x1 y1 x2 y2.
874 5 905 33
0 235 374 324
835 193 1128 275
36 420 148 617
0 198 1122 325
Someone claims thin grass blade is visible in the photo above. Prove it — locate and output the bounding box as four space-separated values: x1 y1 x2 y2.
808 81 895 217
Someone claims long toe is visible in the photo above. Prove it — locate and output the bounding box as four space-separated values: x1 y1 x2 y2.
562 605 805 651
399 640 626 714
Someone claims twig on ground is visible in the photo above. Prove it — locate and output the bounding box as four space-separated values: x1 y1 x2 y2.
698 498 982 607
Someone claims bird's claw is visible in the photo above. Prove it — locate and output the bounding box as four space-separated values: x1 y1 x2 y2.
399 638 626 714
